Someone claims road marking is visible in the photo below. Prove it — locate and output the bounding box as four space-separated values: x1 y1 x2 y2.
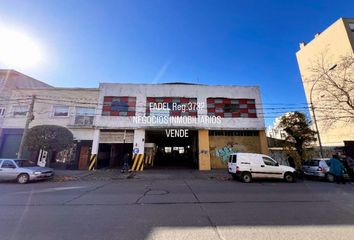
10 186 88 194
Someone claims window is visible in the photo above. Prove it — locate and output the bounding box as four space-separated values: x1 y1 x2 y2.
311 160 320 166
13 106 28 116
15 160 37 167
76 107 95 116
112 100 128 111
0 107 5 117
102 96 136 116
228 155 237 163
303 161 310 166
53 106 69 117
1 160 16 168
349 23 354 32
209 130 259 136
178 147 184 154
263 157 278 166
75 107 95 125
207 98 257 118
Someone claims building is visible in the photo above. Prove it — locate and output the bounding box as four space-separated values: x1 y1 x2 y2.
0 70 53 159
90 83 268 170
1 70 269 171
266 116 287 140
0 87 99 168
296 18 354 148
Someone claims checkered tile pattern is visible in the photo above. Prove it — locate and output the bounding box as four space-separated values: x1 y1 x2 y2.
207 98 257 118
146 97 198 117
102 96 136 116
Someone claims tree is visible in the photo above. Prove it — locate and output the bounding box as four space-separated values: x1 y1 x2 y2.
309 53 354 127
278 112 317 163
23 125 73 166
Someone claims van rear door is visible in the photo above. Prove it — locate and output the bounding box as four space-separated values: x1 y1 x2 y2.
228 155 237 173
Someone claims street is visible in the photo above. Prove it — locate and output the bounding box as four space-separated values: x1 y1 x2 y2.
1 170 354 240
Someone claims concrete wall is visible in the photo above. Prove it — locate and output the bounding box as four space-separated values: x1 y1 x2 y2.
198 130 211 170
209 134 263 169
133 129 146 155
296 18 354 146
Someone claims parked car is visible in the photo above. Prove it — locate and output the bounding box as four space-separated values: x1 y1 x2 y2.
301 159 333 181
0 159 54 184
228 153 296 183
301 159 350 182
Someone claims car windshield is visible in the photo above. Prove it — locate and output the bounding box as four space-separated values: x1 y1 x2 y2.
14 160 38 167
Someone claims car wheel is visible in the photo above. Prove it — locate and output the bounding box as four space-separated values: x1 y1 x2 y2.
241 172 252 183
17 173 29 184
284 172 295 182
326 173 334 182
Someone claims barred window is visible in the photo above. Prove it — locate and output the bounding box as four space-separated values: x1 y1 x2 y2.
209 130 259 136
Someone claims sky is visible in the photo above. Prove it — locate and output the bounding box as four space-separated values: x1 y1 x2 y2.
0 0 353 127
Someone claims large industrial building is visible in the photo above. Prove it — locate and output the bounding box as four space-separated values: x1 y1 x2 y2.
0 70 268 170
90 83 268 171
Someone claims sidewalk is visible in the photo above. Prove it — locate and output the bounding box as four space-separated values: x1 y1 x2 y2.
52 168 232 182
52 169 354 184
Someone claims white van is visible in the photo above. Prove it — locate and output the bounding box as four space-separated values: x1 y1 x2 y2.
228 153 296 183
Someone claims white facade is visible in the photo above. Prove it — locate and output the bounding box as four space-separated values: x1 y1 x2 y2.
1 88 99 141
0 79 268 169
266 116 288 140
95 83 265 130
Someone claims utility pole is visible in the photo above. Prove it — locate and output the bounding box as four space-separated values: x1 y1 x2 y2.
309 64 336 159
17 95 35 159
310 103 323 158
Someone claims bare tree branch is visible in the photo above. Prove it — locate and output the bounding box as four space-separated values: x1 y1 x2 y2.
307 53 354 127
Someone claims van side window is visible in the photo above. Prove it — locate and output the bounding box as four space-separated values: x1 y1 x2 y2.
232 155 237 163
262 157 277 166
229 155 233 163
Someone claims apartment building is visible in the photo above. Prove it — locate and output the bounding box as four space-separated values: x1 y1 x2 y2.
296 18 354 149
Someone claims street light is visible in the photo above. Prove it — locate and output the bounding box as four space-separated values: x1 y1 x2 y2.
309 64 337 158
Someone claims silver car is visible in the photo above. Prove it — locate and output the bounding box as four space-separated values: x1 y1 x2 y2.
301 159 350 182
0 159 54 184
301 159 334 182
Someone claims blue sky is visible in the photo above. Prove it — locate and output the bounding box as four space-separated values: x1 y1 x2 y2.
0 0 353 126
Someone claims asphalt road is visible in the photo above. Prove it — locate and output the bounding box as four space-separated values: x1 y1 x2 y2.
1 172 354 240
